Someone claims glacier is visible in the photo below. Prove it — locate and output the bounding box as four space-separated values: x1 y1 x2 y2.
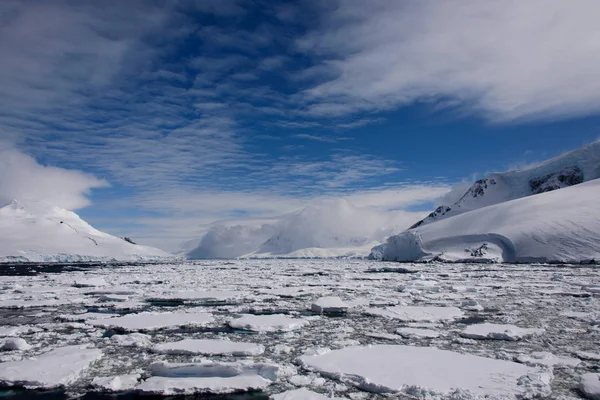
372 178 600 263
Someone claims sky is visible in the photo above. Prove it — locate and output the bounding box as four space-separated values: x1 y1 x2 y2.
1 0 600 252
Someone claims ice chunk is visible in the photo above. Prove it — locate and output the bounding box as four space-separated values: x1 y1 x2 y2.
580 373 600 400
299 345 545 397
396 327 441 339
461 299 484 311
0 345 102 389
72 277 107 288
61 312 119 322
1 337 32 351
366 306 463 322
516 351 581 367
229 314 309 332
110 333 152 348
135 361 278 395
311 297 349 314
272 388 333 400
92 374 141 391
91 310 214 332
152 339 264 356
461 323 544 341
147 290 243 304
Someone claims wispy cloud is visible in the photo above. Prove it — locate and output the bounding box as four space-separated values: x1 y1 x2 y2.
293 134 352 143
296 0 600 122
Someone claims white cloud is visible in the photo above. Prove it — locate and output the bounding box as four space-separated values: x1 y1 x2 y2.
0 144 108 210
299 0 600 122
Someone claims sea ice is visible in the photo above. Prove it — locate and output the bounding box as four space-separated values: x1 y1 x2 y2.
110 333 152 348
0 345 102 389
396 327 441 339
229 314 309 332
91 310 214 332
92 373 141 391
152 339 264 356
461 299 484 311
580 373 600 400
311 297 349 314
147 290 243 304
461 323 544 341
135 361 278 395
516 351 581 367
366 306 463 322
1 337 32 351
272 388 333 400
299 345 547 397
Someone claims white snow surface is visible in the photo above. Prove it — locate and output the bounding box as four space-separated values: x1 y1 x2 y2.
0 200 172 262
135 361 278 395
311 296 349 313
580 373 600 400
152 339 264 356
91 310 214 332
461 323 544 341
229 314 309 332
92 374 141 392
0 345 102 388
410 141 600 229
272 388 337 400
366 306 464 322
299 345 546 397
373 178 600 263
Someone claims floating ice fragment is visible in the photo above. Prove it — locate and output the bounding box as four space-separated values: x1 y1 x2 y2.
272 388 334 400
461 323 544 341
580 373 600 400
299 345 546 397
0 345 102 389
229 314 309 332
311 297 349 314
135 361 278 395
396 327 441 339
516 351 580 367
366 306 463 322
1 337 32 351
152 339 264 356
110 333 152 348
91 310 214 332
92 373 141 392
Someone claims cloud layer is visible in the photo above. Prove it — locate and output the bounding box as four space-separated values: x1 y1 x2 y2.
299 0 600 121
0 144 108 210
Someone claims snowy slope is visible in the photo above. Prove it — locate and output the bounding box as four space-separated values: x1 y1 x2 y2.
371 179 600 263
410 141 600 229
187 200 422 259
0 200 172 262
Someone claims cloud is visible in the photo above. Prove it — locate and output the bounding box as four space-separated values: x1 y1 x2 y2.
0 144 108 210
293 134 352 143
298 0 600 122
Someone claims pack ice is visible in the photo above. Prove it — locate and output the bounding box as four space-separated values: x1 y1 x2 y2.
299 345 550 397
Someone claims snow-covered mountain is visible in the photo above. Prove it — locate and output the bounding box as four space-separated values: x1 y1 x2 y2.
0 200 172 262
187 200 422 259
371 178 600 263
410 141 600 229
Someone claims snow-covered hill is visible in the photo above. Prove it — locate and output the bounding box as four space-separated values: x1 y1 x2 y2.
0 200 172 262
371 179 600 263
187 200 422 259
410 141 600 229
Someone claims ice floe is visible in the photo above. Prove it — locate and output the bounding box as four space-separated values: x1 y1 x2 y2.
229 314 309 332
110 333 152 348
580 373 600 400
272 388 334 400
152 338 264 356
311 297 349 314
0 345 102 389
461 323 544 341
516 351 581 367
135 361 278 395
366 306 464 322
91 310 214 332
396 327 441 339
92 373 141 391
299 345 549 397
0 337 32 351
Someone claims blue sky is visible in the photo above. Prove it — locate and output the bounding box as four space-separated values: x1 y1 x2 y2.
1 0 599 250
